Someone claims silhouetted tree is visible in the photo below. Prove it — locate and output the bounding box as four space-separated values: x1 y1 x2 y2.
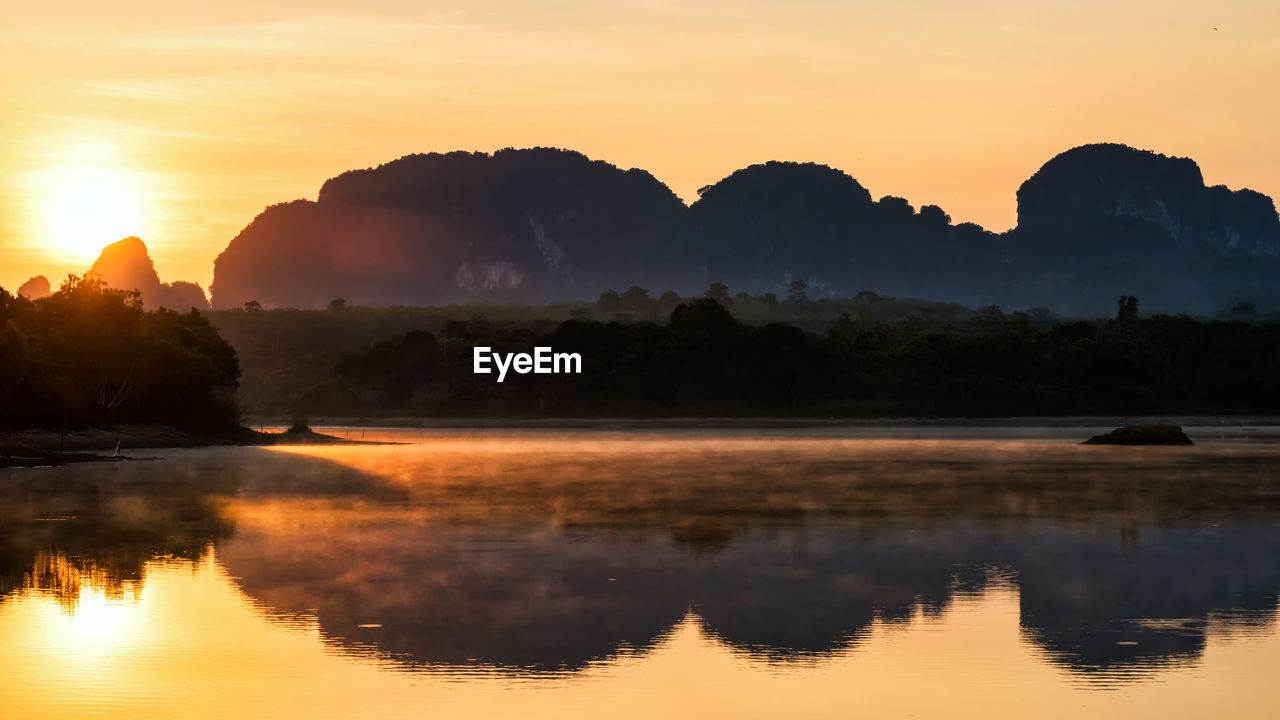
705 282 730 302
976 304 1005 321
328 298 347 311
0 276 240 430
620 286 653 311
1117 295 1139 325
0 317 28 412
787 280 809 302
597 289 622 313
877 195 914 219
669 298 736 340
657 291 682 311
918 204 951 226
243 300 262 312
1026 307 1057 328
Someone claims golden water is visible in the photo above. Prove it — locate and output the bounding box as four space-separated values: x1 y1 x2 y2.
2 429 1278 718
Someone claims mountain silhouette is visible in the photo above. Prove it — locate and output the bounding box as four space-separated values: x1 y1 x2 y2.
16 275 50 300
208 144 1280 314
1017 143 1280 255
211 148 687 309
88 236 210 311
1002 144 1280 313
688 160 1004 303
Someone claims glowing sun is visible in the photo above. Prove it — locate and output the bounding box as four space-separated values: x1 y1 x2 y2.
35 144 152 261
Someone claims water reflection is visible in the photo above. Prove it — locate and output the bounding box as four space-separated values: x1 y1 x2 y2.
0 461 235 605
1019 524 1280 679
2 432 1280 696
221 509 1280 679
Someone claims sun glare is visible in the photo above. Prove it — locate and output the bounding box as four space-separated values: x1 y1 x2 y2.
33 143 152 262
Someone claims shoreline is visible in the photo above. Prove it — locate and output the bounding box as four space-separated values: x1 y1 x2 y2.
1 424 382 468
242 415 1280 430
6 416 1278 467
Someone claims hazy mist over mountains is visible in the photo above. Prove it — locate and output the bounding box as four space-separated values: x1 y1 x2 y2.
21 144 1280 317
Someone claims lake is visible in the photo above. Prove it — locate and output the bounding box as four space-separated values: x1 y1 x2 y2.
2 427 1279 718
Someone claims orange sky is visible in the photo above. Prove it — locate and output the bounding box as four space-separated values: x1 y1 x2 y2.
2 1 1277 293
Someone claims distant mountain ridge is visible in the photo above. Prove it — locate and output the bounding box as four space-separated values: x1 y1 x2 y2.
208 144 1280 315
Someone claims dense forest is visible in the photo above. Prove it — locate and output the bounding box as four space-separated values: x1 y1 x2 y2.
272 296 1280 419
0 277 240 431
5 275 1278 428
207 286 982 413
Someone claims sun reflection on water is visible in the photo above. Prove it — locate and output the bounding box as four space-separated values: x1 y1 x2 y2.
2 432 1280 718
25 550 142 609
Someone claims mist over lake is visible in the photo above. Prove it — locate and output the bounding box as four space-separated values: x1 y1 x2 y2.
3 428 1279 719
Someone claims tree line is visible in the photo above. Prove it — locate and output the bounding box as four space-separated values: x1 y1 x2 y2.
0 276 241 430
293 298 1280 418
7 275 1274 427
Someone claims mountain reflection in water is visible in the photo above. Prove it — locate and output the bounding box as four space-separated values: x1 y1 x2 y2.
2 430 1279 714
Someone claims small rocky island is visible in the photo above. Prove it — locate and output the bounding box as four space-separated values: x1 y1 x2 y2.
1082 425 1194 445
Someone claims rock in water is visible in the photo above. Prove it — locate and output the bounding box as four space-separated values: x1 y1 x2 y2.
1082 425 1193 446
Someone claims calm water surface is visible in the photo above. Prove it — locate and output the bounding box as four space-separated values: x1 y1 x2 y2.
2 428 1279 718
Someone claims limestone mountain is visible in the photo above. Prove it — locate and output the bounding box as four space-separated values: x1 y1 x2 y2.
88 237 210 311
1002 144 1280 314
209 144 1280 315
1017 143 1280 256
211 148 689 309
687 161 1005 304
16 275 51 300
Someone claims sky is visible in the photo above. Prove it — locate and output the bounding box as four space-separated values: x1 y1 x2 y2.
2 0 1277 292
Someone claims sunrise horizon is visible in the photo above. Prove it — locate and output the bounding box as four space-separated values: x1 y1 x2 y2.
5 5 1280 719
4 2 1279 293
3 136 1273 295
